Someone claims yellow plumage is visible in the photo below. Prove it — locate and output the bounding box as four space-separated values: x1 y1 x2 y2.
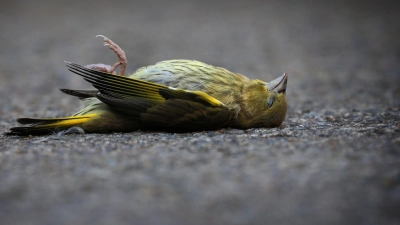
6 36 288 136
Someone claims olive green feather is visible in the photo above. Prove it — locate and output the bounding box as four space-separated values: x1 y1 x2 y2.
6 59 287 136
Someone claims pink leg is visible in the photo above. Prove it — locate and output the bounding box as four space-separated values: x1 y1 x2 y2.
87 35 128 76
85 63 117 74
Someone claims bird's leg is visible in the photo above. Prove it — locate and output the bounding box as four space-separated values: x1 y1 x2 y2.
84 35 127 76
85 63 117 74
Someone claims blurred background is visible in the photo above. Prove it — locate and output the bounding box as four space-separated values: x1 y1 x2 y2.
1 0 398 118
0 0 399 225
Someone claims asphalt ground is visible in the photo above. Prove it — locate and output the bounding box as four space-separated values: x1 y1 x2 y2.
0 0 399 224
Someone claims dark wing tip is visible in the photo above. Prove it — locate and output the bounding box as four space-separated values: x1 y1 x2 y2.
5 127 33 136
16 118 38 124
60 89 97 99
64 61 78 66
4 127 52 136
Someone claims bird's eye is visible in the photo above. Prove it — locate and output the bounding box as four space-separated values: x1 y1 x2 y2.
266 95 276 108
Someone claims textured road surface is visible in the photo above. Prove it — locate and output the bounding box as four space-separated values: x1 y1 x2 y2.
1 1 399 224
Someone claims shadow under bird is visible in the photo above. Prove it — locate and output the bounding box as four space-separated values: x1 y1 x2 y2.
6 36 288 135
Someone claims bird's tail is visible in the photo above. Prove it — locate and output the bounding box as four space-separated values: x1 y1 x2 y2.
5 114 96 136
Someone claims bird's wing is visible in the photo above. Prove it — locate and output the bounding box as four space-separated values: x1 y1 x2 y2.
60 89 98 99
66 62 232 131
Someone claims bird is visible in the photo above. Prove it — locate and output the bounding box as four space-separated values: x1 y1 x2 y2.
6 35 288 135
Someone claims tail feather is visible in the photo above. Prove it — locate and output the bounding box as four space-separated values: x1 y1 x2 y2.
6 114 95 136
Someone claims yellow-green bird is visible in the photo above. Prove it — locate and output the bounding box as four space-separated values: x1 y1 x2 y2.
6 36 288 135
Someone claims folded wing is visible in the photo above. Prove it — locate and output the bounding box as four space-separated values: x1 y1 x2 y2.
65 63 232 131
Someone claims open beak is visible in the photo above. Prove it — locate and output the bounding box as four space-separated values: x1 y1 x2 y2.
266 73 288 93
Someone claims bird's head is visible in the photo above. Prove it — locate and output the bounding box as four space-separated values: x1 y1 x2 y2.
238 73 288 128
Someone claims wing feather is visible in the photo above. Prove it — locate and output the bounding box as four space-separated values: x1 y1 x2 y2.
66 62 231 131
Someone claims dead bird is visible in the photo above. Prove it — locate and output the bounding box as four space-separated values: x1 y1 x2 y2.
6 35 288 135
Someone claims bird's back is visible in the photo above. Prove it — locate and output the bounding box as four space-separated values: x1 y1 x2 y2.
130 60 248 109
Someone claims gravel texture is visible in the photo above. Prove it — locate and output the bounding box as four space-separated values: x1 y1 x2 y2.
0 0 399 224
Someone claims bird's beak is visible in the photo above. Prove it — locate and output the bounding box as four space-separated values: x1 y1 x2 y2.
266 73 288 93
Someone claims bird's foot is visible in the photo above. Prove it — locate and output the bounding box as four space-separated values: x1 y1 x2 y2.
86 35 127 76
85 63 118 74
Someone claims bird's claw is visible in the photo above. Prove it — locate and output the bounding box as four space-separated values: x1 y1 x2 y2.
96 35 108 40
92 35 127 76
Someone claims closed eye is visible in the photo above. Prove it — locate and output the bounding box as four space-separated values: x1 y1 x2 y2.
267 95 275 108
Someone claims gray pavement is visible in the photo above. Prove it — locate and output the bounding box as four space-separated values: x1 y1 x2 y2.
0 0 399 224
